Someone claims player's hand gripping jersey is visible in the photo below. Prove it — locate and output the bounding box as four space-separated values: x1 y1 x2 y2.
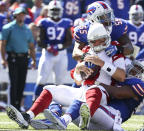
74 18 128 45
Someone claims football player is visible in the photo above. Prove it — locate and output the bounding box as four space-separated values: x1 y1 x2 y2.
62 0 82 21
127 5 144 52
33 0 73 100
72 1 133 61
110 0 131 20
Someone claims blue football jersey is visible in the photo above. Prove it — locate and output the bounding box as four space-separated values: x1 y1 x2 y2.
111 18 128 41
24 15 33 25
74 21 90 44
109 77 144 122
62 0 82 21
38 18 73 46
0 13 7 32
127 21 144 51
74 18 127 45
110 0 130 20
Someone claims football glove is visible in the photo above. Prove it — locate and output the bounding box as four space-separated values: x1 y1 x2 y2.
105 44 118 57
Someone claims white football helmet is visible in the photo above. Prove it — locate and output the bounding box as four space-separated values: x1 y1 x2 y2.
87 1 114 33
87 23 111 53
48 0 63 19
129 5 143 24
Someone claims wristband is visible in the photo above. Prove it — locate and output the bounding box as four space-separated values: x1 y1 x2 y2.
57 44 63 50
102 62 117 76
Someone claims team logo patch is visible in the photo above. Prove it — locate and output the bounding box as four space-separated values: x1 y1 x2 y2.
87 6 96 15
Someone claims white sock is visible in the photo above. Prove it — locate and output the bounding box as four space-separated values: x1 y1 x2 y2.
26 110 35 119
62 114 72 126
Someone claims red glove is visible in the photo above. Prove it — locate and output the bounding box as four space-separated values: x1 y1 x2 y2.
47 45 58 56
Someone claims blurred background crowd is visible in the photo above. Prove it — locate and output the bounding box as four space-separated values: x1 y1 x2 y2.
0 0 144 114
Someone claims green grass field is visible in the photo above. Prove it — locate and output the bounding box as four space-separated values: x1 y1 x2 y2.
0 112 144 131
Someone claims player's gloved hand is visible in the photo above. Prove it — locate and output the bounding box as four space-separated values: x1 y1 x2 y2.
105 44 118 57
47 45 58 56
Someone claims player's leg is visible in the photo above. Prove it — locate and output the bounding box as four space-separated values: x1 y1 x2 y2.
54 50 68 84
72 105 123 131
51 51 74 117
79 85 109 129
6 88 53 129
6 105 30 129
28 85 81 129
44 85 81 106
33 49 54 100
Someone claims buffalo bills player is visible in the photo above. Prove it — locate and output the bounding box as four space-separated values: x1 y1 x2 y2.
33 0 73 100
127 5 144 52
110 0 131 20
72 1 133 61
62 0 82 21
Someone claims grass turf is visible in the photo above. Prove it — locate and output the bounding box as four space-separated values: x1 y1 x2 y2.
0 112 144 130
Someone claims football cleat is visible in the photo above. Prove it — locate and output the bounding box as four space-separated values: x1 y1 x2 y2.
79 103 91 130
30 119 56 129
44 109 67 130
6 105 30 129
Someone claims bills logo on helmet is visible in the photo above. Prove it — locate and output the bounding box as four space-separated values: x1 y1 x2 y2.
87 6 96 15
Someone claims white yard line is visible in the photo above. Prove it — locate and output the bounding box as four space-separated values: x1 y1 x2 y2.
0 121 14 124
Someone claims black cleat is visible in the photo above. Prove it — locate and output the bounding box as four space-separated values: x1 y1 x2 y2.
6 105 30 129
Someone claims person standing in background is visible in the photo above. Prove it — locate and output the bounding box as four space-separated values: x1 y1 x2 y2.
62 0 82 22
127 4 144 59
31 0 45 20
109 0 134 20
0 7 36 111
33 0 73 100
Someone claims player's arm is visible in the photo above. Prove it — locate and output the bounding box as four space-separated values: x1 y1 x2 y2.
37 26 47 48
62 28 72 49
84 55 126 82
72 41 85 61
100 83 139 101
117 32 134 56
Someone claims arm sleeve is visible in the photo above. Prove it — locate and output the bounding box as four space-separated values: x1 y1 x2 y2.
112 54 126 70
